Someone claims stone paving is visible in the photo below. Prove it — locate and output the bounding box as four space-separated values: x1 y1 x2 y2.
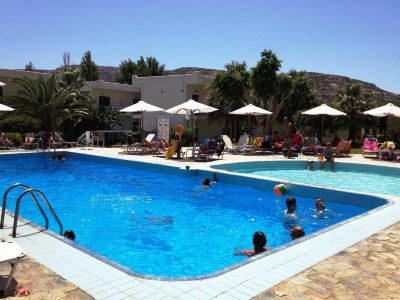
0 256 93 299
253 222 400 300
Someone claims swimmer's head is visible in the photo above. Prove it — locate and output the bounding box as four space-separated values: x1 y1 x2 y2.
290 226 305 240
285 197 297 211
252 231 267 253
64 230 75 240
203 178 211 186
315 199 326 212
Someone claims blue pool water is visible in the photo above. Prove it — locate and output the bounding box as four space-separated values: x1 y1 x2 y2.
0 154 378 277
214 161 400 196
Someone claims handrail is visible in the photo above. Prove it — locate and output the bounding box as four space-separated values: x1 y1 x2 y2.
12 189 63 237
0 183 48 229
37 138 44 152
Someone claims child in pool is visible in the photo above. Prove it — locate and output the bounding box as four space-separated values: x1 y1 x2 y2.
285 197 297 218
315 198 326 212
235 231 269 256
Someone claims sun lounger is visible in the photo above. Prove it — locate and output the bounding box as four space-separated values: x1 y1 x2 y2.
363 137 379 158
123 133 155 154
221 134 249 154
0 241 26 295
335 140 352 157
301 136 322 155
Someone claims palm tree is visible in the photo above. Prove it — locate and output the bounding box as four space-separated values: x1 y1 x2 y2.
334 84 375 141
6 75 89 133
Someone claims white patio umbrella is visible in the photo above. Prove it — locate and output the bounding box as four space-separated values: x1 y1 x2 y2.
165 99 218 153
363 102 400 117
0 81 14 112
0 103 14 112
120 100 164 140
364 103 400 141
302 104 346 141
229 104 272 135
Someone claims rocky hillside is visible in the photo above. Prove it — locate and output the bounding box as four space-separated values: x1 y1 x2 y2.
305 72 400 104
32 66 400 103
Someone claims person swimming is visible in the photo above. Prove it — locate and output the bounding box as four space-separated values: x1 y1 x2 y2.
285 197 297 218
290 226 305 240
52 154 66 161
203 178 211 187
307 160 314 171
64 230 76 240
315 198 326 212
235 231 269 256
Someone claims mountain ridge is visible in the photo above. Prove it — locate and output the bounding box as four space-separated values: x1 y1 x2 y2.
29 66 400 104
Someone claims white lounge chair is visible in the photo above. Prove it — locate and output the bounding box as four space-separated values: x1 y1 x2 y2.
123 133 155 154
0 241 26 295
221 134 249 154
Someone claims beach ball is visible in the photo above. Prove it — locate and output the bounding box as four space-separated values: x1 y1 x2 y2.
274 184 287 196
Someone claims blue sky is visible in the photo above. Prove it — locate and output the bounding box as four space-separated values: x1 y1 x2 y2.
1 0 399 93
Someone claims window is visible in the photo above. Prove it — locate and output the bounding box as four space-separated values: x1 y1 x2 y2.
0 86 3 97
99 96 110 108
192 94 199 101
133 97 139 104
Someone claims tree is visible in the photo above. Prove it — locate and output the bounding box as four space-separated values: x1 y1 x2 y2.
282 70 318 118
5 76 90 133
116 59 136 84
249 50 282 133
333 83 376 141
145 56 165 76
24 61 34 71
208 61 249 137
80 50 99 81
115 56 165 83
62 51 71 72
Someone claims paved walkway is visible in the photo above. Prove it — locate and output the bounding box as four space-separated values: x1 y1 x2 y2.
0 256 92 299
253 222 400 300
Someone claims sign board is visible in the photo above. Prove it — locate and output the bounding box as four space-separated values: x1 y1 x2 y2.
157 117 170 140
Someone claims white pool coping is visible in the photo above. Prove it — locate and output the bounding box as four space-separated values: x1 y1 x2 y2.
1 149 400 299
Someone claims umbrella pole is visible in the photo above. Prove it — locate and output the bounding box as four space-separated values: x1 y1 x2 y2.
141 112 144 141
321 115 325 144
248 115 251 135
192 111 195 156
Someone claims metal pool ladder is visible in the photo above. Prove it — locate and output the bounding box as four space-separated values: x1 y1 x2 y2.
0 183 63 237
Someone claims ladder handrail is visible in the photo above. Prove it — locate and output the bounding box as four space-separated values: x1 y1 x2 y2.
12 189 63 237
1 183 49 229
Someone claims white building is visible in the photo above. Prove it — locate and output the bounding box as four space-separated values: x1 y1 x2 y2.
0 68 222 141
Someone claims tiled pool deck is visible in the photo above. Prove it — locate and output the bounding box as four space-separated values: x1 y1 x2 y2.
1 148 400 299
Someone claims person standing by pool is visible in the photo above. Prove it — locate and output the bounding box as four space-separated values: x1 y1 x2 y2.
321 142 335 170
285 197 297 217
235 231 269 256
284 117 293 158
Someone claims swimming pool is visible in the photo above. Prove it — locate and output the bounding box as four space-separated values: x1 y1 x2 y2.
212 160 400 196
0 153 387 278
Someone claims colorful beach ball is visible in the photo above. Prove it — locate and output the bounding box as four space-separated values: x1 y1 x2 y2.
274 184 288 196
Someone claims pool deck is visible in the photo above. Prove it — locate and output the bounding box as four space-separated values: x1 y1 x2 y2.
1 148 400 299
